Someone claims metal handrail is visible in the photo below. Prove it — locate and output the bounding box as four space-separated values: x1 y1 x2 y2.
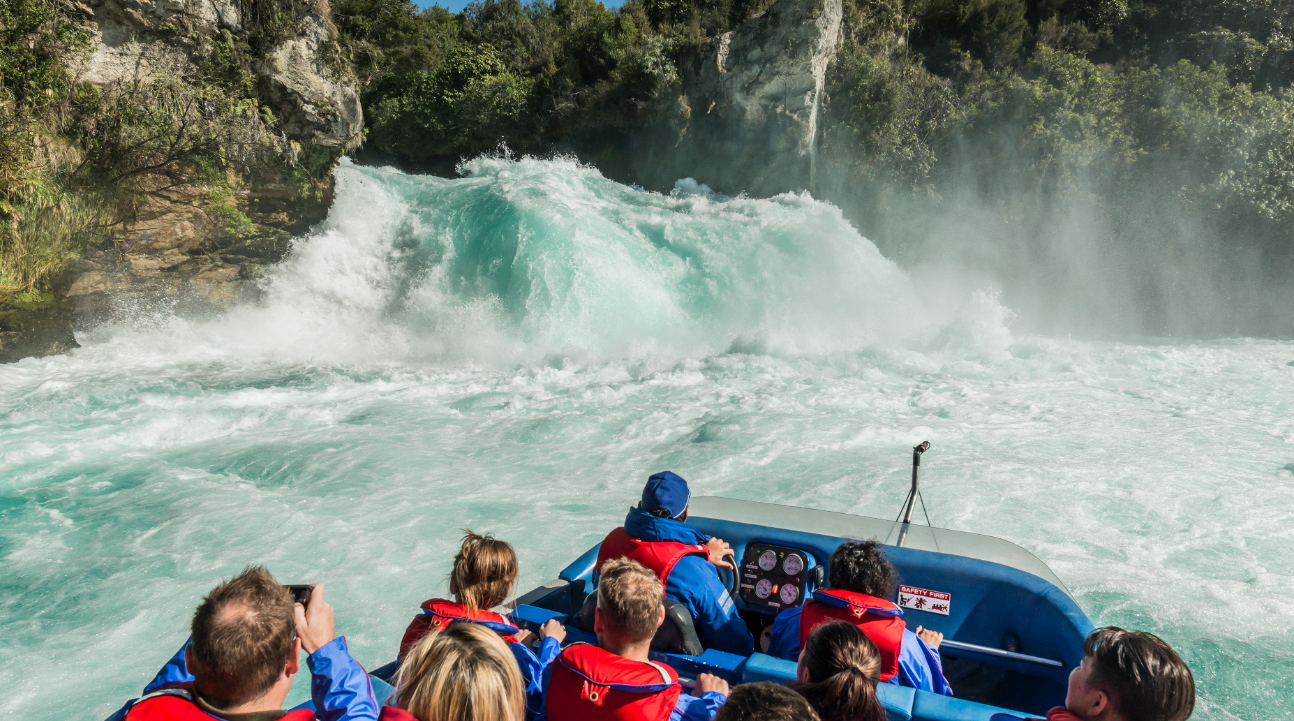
940 639 1065 668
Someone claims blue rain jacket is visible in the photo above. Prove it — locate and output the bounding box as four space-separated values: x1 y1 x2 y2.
513 636 562 718
618 507 754 657
105 636 380 721
767 605 953 696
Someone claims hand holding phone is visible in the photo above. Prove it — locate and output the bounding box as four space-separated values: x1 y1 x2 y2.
285 585 313 606
293 583 335 654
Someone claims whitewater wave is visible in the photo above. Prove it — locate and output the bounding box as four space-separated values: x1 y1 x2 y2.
81 155 1013 365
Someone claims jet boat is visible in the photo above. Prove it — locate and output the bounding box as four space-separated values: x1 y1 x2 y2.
360 447 1092 721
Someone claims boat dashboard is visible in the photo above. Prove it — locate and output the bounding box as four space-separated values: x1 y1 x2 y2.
734 542 819 615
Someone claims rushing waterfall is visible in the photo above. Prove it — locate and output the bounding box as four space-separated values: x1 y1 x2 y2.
1 157 1290 721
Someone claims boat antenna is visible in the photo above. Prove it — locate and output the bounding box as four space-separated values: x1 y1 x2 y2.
894 441 931 547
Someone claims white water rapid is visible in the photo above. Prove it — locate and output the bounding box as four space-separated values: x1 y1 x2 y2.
1 157 1290 720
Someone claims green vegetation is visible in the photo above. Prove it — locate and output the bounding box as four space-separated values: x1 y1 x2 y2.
0 0 338 304
334 0 688 159
5 0 1294 332
819 0 1294 324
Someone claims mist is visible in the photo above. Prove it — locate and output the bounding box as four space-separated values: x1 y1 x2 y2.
813 73 1294 340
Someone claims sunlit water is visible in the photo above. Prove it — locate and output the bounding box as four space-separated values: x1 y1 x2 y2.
1 157 1291 721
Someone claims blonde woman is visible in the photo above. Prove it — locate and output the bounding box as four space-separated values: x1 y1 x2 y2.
383 622 525 721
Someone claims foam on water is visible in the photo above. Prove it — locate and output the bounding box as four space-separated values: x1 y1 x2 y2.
1 157 1291 721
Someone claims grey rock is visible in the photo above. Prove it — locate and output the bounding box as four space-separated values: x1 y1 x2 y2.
255 15 363 147
0 306 80 364
614 0 843 197
77 0 361 148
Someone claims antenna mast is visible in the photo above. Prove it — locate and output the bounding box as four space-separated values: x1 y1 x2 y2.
895 441 931 547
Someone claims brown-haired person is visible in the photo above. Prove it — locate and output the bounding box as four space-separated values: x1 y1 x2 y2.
380 622 526 721
398 530 564 716
791 621 886 721
767 540 951 696
712 683 819 721
1000 627 1195 721
536 558 730 721
105 566 378 721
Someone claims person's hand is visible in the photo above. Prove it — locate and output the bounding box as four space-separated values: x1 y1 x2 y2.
695 673 730 697
512 629 539 648
705 537 734 570
915 626 943 650
294 584 336 655
540 619 567 644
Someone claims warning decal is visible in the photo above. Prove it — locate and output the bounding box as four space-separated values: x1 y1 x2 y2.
899 585 951 615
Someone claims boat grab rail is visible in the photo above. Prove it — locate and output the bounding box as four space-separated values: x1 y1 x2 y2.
939 639 1064 668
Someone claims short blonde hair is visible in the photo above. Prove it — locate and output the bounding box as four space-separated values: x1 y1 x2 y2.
597 558 664 642
450 530 519 611
393 622 525 721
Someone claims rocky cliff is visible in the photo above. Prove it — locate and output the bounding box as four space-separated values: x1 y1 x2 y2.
80 0 362 148
2 0 362 363
594 0 843 197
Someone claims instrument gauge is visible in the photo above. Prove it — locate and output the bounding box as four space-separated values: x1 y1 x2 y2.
780 584 800 605
758 550 778 571
755 579 774 599
782 554 804 576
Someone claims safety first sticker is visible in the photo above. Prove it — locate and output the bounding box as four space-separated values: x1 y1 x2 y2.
899 585 951 615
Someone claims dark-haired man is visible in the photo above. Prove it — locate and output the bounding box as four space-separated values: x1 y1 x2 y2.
992 627 1195 721
766 540 952 695
594 471 754 656
106 566 378 721
713 682 819 721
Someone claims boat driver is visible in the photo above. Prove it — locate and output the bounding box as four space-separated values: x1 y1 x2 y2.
766 540 953 696
594 471 755 656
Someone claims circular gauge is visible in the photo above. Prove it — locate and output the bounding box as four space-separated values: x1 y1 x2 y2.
755 579 773 599
758 550 778 571
780 584 800 605
782 554 804 576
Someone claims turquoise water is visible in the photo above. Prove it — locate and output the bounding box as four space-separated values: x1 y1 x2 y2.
1 157 1291 720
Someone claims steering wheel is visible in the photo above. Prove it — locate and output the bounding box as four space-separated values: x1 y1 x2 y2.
716 553 740 600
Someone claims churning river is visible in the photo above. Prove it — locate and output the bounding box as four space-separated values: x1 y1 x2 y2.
1 157 1290 720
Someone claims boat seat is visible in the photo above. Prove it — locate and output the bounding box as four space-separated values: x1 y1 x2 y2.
575 590 706 657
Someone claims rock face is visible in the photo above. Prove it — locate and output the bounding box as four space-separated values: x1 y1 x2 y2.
605 0 843 197
0 300 80 364
256 14 364 147
78 0 362 148
63 181 331 333
0 0 362 363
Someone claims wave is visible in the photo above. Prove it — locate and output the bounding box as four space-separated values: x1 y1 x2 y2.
81 154 1014 365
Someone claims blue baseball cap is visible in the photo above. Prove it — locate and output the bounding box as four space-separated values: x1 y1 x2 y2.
641 471 691 519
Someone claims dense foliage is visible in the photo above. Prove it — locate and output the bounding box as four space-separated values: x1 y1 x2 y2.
334 0 691 159
5 0 1294 332
0 0 331 300
820 1 1294 334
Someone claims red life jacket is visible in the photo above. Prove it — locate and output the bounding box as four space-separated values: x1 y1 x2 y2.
798 588 906 681
399 598 520 659
595 527 708 588
123 684 314 721
542 643 682 721
378 706 420 721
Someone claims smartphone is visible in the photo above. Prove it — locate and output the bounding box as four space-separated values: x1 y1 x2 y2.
284 585 313 606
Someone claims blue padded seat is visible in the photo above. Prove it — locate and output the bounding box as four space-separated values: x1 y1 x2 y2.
910 688 1016 721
